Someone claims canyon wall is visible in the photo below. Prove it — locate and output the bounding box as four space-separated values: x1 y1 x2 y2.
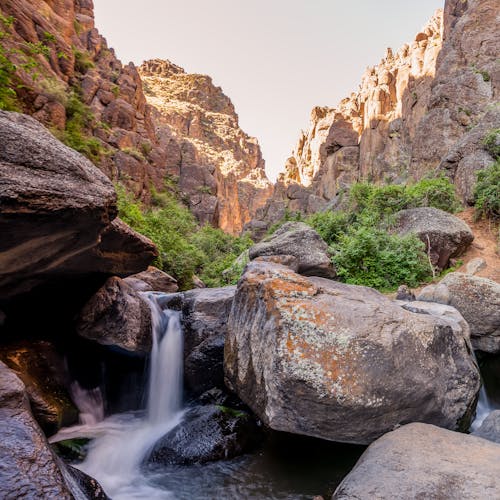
0 0 271 234
257 0 499 226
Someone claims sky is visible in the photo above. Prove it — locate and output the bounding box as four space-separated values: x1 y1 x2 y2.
93 0 443 181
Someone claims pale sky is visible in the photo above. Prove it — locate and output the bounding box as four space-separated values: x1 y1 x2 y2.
93 0 443 181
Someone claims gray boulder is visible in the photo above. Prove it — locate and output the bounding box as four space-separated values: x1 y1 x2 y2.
248 222 336 278
76 276 153 353
161 286 236 394
125 266 178 293
394 207 473 269
333 423 500 499
225 261 480 445
472 410 500 444
417 272 500 353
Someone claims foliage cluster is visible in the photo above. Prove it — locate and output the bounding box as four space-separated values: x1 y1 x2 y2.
117 185 252 289
474 160 500 221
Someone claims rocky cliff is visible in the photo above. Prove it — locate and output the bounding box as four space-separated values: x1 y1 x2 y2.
258 0 499 225
139 59 273 234
0 0 272 234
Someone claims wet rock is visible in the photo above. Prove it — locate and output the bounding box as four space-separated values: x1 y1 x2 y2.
0 361 101 499
161 286 235 394
417 272 500 353
248 222 336 278
333 423 500 499
125 266 178 293
225 261 479 445
77 276 152 353
66 466 109 499
147 404 261 465
394 207 474 270
0 341 78 436
472 410 500 444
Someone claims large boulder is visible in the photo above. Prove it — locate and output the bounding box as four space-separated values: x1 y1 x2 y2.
0 341 78 435
0 111 156 300
394 207 474 270
225 261 480 445
147 404 260 465
0 361 103 498
76 276 153 353
125 266 178 293
418 272 500 353
472 410 500 444
161 287 236 394
248 222 336 278
333 423 500 499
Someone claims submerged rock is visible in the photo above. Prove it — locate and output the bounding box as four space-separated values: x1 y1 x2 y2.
225 261 480 445
147 404 261 465
333 423 500 499
0 361 103 498
394 207 474 270
418 272 500 353
472 410 500 444
0 341 78 435
76 276 153 353
248 222 336 278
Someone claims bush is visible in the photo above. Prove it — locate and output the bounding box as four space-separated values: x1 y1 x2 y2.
483 129 500 160
474 160 500 220
331 224 431 291
405 177 460 212
306 210 352 245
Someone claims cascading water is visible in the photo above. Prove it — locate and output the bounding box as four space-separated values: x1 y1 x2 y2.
53 293 185 499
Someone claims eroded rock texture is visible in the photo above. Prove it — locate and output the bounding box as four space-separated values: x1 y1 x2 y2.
139 59 273 233
258 1 499 224
225 261 480 445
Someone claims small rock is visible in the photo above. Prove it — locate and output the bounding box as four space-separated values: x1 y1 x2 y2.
395 285 415 301
466 257 487 275
472 410 500 444
125 266 178 293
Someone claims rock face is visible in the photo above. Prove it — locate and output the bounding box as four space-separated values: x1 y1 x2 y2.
418 272 500 353
333 423 500 499
248 222 336 278
147 404 260 465
161 286 236 395
394 207 474 269
139 59 273 234
225 261 480 445
0 111 156 300
76 276 153 353
257 0 499 224
0 361 94 498
472 410 500 443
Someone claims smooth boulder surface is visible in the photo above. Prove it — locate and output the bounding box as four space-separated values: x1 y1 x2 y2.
333 423 500 499
147 404 260 465
125 266 178 293
161 286 236 395
473 410 500 444
76 276 153 353
225 261 480 445
394 207 473 269
0 361 94 499
0 111 156 300
418 272 500 353
248 222 336 278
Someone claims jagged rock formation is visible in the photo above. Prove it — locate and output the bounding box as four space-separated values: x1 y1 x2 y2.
258 0 499 225
0 1 272 233
139 59 273 233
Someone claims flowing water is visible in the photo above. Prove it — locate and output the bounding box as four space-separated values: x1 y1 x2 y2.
471 355 500 431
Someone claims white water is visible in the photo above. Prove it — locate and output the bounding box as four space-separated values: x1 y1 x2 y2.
471 386 496 431
54 293 185 499
70 381 104 425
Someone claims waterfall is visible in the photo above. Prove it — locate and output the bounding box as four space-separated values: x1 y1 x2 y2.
471 386 495 431
70 293 184 499
70 381 104 425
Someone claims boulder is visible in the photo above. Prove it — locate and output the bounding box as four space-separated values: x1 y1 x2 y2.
417 272 500 353
76 276 153 353
0 341 78 435
0 361 100 498
0 111 156 300
225 261 480 445
161 286 236 394
472 410 500 444
147 404 260 465
333 423 500 499
125 266 178 293
394 207 474 270
248 222 336 278
466 257 487 275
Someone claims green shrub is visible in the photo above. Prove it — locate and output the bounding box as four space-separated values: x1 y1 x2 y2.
306 210 352 245
483 129 500 160
331 224 431 291
474 160 500 220
0 49 19 110
72 47 94 73
405 177 460 212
